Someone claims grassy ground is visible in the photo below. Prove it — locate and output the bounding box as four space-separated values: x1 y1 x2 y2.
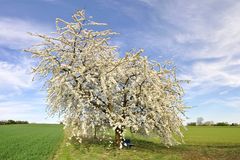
54 126 240 160
0 124 63 160
1 125 240 160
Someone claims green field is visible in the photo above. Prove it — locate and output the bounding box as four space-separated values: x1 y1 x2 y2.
0 124 63 160
1 125 240 160
55 126 240 160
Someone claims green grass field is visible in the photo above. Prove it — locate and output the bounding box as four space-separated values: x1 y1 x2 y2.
0 124 63 160
1 125 240 160
55 126 240 160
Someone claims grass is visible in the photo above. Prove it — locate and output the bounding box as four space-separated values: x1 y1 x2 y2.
1 125 240 160
184 126 240 145
0 124 63 160
54 126 240 160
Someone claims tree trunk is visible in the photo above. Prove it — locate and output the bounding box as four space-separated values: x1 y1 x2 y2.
115 126 123 148
94 125 97 139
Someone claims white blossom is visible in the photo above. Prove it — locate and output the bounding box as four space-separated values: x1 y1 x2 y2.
25 10 187 148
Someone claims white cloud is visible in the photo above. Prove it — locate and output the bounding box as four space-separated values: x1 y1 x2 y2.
0 100 59 123
200 97 240 109
0 17 54 123
0 29 46 120
0 17 52 49
135 0 240 97
138 0 240 58
0 17 52 92
0 101 36 114
188 57 240 88
180 56 240 100
0 59 33 91
0 60 55 123
173 2 240 59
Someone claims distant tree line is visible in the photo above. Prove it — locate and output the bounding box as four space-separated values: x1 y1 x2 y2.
187 121 239 126
0 120 29 125
187 117 239 126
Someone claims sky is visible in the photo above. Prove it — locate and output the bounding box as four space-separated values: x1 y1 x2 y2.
0 0 240 124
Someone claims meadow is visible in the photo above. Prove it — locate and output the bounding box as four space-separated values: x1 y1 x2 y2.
1 125 240 160
0 124 63 160
55 126 240 160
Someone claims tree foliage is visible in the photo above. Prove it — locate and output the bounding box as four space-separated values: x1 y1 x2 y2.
197 117 204 125
25 10 187 148
0 120 29 125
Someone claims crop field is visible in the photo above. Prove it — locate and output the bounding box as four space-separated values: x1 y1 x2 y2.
1 125 240 160
0 124 63 160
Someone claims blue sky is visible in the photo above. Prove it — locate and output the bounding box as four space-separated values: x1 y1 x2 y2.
0 0 240 123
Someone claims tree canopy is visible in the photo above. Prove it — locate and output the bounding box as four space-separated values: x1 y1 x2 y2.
25 10 187 148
